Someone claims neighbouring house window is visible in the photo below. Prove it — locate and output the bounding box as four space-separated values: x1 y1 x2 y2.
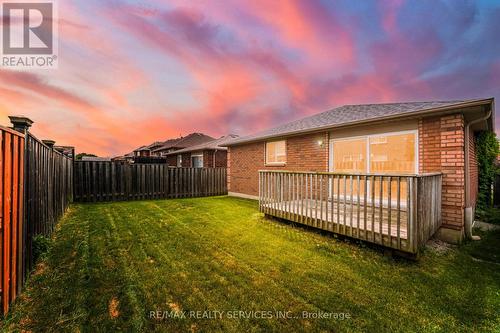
177 155 182 167
266 140 286 165
191 154 203 168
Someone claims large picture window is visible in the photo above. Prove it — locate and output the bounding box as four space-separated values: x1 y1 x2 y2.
331 131 417 174
266 140 286 165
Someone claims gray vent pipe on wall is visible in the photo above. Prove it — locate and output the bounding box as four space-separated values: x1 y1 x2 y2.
464 108 492 240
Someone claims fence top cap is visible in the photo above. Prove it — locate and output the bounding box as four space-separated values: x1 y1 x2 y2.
42 139 56 147
8 115 34 126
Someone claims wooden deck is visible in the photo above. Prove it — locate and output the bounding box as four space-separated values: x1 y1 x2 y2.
262 198 410 250
263 198 408 238
259 171 443 254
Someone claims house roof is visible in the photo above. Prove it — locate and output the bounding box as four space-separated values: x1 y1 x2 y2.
165 134 239 155
145 141 164 150
133 145 149 152
152 133 215 152
81 156 111 162
224 98 494 146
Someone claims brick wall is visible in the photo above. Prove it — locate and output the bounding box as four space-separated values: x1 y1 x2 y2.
181 153 191 167
228 132 329 196
166 155 177 166
215 150 227 168
419 114 465 231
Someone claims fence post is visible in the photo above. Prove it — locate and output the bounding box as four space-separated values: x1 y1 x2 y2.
41 140 55 148
9 116 33 134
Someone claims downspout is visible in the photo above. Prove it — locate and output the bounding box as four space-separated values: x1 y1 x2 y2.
213 149 217 168
464 108 492 240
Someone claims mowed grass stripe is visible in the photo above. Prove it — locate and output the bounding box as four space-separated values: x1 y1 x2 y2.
107 200 318 332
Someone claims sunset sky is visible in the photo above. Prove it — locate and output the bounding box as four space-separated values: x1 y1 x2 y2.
0 0 499 156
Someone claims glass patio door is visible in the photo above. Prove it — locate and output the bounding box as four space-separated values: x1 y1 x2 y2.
329 131 417 203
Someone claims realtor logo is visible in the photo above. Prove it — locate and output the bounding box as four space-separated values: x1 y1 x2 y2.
1 1 58 68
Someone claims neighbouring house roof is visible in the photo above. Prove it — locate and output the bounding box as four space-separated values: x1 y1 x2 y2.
145 141 164 150
151 133 215 153
224 98 494 146
134 145 150 152
165 134 239 155
81 156 111 162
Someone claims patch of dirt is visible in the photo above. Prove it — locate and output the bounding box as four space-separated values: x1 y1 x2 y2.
109 298 120 319
426 238 455 255
168 302 181 313
190 323 198 332
32 262 47 276
19 317 32 326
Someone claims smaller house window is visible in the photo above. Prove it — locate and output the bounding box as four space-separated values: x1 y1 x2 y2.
177 155 182 167
266 140 286 165
191 154 203 168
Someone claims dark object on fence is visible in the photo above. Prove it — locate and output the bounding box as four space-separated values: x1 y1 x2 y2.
0 116 73 315
74 162 227 202
132 156 168 164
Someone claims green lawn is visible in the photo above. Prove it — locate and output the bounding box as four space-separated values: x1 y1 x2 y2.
2 197 499 332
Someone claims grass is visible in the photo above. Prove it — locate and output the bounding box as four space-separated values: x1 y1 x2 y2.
476 206 500 225
2 196 499 332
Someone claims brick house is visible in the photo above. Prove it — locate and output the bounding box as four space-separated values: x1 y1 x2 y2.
224 99 495 244
114 133 215 164
151 133 215 164
165 134 238 168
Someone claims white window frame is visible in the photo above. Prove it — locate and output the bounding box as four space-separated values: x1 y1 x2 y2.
177 154 182 167
329 129 419 175
191 154 203 168
265 140 287 166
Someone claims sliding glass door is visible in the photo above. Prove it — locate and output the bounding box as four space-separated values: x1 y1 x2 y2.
329 130 417 203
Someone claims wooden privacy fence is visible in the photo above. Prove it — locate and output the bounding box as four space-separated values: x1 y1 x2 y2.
23 134 73 276
259 170 442 254
0 117 74 314
74 161 227 202
0 125 24 314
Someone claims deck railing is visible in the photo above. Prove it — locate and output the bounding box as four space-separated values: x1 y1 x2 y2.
259 171 442 254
